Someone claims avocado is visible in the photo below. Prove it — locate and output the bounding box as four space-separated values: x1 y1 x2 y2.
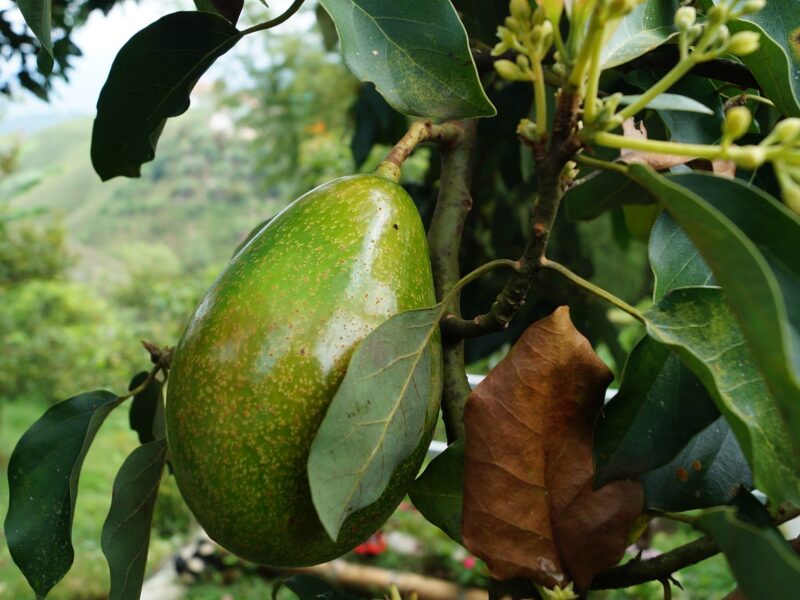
166 175 441 566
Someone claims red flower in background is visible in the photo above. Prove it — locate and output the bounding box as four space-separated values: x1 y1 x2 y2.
354 532 387 556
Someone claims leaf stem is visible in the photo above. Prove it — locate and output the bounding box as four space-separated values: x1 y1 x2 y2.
541 258 645 323
612 59 696 125
241 0 307 35
583 24 606 123
532 58 547 137
375 121 465 182
119 365 161 402
574 153 629 175
442 259 521 310
646 508 697 525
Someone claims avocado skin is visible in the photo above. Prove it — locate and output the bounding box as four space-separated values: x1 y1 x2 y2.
166 175 442 566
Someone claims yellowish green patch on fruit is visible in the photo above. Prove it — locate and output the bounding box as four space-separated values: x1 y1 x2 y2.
166 175 441 566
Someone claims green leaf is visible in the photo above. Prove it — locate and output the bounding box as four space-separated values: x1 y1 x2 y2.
101 439 168 600
128 372 166 445
724 0 800 117
643 286 800 507
565 170 655 221
451 0 506 44
629 166 800 442
600 0 680 69
91 12 241 181
273 574 363 600
617 93 714 115
696 507 800 598
193 0 243 24
4 390 123 598
594 337 719 486
317 0 495 119
409 439 464 542
17 0 54 74
308 305 443 541
650 211 714 300
642 416 752 511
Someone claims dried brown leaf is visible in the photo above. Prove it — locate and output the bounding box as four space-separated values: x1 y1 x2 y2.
619 119 693 171
462 307 643 591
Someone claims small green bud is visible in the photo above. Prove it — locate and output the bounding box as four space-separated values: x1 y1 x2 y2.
510 0 532 21
783 181 800 214
772 118 800 143
516 118 538 141
742 0 766 15
708 4 729 24
495 59 527 81
541 0 564 23
674 6 696 31
723 106 752 141
726 31 761 56
516 53 531 71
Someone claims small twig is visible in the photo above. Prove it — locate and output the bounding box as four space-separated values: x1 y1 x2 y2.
661 578 672 600
442 91 583 340
241 0 307 35
541 258 645 322
592 507 800 589
119 364 161 401
375 121 464 181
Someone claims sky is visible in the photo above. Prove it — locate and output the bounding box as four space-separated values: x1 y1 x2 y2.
0 0 314 133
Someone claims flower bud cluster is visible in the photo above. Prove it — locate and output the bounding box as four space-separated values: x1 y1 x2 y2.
760 118 800 213
676 0 764 60
493 0 554 82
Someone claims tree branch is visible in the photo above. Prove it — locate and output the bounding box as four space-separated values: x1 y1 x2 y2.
592 506 800 590
427 120 478 443
442 91 582 340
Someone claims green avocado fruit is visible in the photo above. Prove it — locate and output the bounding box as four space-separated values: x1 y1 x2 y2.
166 175 442 566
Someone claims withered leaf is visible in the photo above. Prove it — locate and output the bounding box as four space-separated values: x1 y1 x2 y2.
462 307 643 591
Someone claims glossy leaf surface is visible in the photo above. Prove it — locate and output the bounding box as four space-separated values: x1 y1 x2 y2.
101 439 167 600
644 286 800 507
17 0 54 73
308 306 443 541
5 391 123 598
595 212 718 486
696 507 800 598
409 439 464 542
318 0 495 119
630 166 800 442
643 417 752 511
600 0 679 69
617 93 713 115
92 12 241 180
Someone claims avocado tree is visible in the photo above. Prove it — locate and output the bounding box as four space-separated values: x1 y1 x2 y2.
5 0 800 598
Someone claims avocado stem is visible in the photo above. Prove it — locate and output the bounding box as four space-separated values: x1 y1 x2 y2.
375 120 464 182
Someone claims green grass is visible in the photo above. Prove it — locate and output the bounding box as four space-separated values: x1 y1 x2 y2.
0 401 187 599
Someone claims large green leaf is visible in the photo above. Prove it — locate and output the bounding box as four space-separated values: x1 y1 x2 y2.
16 0 54 73
317 0 495 119
600 0 680 69
4 391 123 598
101 439 168 600
594 212 718 486
629 166 800 441
696 508 800 598
91 12 241 180
723 0 800 117
308 306 443 541
642 416 752 511
643 286 800 507
127 372 166 445
594 337 719 486
409 439 464 542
